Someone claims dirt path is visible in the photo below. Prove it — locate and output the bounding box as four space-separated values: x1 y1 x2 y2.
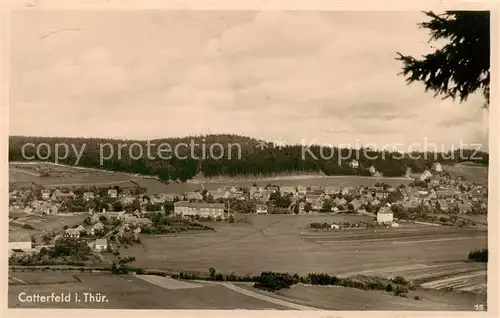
219 282 322 310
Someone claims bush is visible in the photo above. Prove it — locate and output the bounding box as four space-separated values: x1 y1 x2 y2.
385 284 394 292
414 296 421 300
253 272 299 292
391 276 409 285
136 268 145 275
394 285 408 296
307 273 340 286
468 249 488 262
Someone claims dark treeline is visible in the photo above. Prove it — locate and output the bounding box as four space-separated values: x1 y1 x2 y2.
468 249 488 262
9 135 489 181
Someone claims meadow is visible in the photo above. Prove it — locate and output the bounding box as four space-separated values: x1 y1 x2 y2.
120 215 487 281
275 284 486 311
445 164 488 185
8 273 289 309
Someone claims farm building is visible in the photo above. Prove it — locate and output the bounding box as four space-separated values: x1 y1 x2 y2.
376 206 393 224
64 228 80 239
108 189 118 198
433 163 443 172
305 194 323 210
83 192 95 201
256 204 268 214
436 189 456 199
280 186 296 196
88 221 105 235
185 192 203 201
349 198 362 211
419 170 433 181
267 186 279 193
296 185 307 196
436 199 450 212
41 189 51 200
174 201 225 218
458 203 472 214
349 159 359 169
94 238 108 251
324 186 340 195
51 190 76 202
208 190 227 200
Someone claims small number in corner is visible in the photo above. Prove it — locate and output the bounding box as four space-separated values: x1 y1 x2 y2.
475 304 485 311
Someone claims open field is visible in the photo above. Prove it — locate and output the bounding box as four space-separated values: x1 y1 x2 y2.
8 273 290 309
9 213 88 231
8 271 81 285
444 164 488 185
9 213 89 242
119 215 487 285
275 284 486 311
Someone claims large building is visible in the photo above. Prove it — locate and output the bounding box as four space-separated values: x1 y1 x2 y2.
174 201 225 218
376 206 394 224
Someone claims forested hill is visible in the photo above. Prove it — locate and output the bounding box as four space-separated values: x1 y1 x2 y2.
9 135 488 181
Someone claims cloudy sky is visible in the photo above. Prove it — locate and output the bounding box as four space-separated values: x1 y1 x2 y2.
10 10 489 151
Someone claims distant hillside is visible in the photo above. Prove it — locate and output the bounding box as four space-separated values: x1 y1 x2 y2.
9 135 489 181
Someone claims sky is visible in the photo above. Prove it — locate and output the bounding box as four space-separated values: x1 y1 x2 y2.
10 10 489 152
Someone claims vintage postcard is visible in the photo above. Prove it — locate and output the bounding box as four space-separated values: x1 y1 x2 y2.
2 3 498 317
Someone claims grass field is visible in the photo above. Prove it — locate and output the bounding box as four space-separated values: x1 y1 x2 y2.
275 284 486 311
444 164 488 185
8 273 289 309
9 213 88 243
8 271 81 285
118 215 487 283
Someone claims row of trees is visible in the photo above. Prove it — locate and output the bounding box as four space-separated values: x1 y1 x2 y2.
468 249 488 262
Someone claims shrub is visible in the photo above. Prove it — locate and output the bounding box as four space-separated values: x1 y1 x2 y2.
385 284 394 292
136 268 145 275
394 285 408 296
391 276 409 285
468 249 488 262
307 273 340 286
253 272 298 292
414 296 421 300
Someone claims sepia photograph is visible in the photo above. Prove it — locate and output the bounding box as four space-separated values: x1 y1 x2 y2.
6 8 492 312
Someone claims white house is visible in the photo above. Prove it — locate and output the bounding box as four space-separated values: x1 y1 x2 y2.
94 238 108 251
83 192 95 201
349 159 360 169
64 228 80 239
324 186 340 195
377 206 394 224
89 222 104 235
256 204 268 214
174 201 224 217
419 170 433 181
41 189 51 200
108 189 118 198
433 163 443 172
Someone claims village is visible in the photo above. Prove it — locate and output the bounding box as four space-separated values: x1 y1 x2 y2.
8 160 488 263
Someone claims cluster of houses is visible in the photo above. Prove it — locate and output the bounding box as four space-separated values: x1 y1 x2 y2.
8 162 488 255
